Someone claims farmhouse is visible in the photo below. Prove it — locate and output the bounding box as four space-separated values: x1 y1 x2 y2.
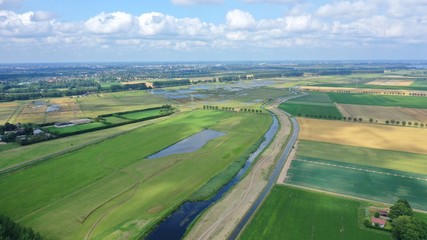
371 217 386 228
378 210 389 217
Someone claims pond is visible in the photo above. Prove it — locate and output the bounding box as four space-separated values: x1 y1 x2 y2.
147 130 225 159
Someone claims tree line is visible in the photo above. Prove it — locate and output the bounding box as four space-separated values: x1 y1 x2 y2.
0 214 43 240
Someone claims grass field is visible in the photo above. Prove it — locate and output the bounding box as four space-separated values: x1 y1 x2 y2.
240 185 391 240
279 102 342 118
328 93 427 109
118 108 162 120
315 79 427 91
297 140 427 175
0 110 272 239
285 159 427 211
44 122 107 134
298 118 427 154
0 118 169 171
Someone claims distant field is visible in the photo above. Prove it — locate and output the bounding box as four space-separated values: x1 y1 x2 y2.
0 102 20 123
336 104 427 123
290 92 333 103
240 185 391 240
0 110 271 239
297 140 427 175
279 102 342 119
77 91 171 117
328 93 427 109
298 118 427 154
286 159 427 211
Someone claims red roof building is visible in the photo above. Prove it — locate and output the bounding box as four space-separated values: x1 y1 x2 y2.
371 217 386 228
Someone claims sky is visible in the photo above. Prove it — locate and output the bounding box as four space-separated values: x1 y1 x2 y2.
0 0 427 63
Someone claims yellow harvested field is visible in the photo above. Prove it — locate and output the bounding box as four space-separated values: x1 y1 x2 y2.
365 80 414 86
0 102 20 123
337 104 427 123
298 118 427 154
14 98 84 123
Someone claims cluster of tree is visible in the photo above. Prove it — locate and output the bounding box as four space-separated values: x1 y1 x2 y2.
203 105 219 110
0 123 37 143
152 79 191 88
390 200 427 240
240 108 263 113
385 120 426 128
0 214 43 240
297 113 341 120
216 76 240 82
104 83 150 92
343 116 363 122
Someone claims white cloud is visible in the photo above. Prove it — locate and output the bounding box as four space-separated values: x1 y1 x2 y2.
316 1 377 19
171 0 223 6
226 9 256 30
84 12 134 34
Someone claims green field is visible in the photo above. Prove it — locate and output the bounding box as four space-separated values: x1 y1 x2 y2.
328 93 427 108
297 140 427 175
286 159 427 211
315 79 427 91
118 108 162 120
0 110 271 239
45 121 107 134
279 102 342 119
290 92 333 103
240 185 391 240
0 142 19 152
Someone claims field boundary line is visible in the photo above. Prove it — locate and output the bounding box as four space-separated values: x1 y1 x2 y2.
294 159 427 181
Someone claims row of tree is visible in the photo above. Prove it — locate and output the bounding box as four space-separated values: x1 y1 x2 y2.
0 214 43 240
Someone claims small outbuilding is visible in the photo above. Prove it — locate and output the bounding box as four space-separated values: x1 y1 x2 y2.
371 217 386 228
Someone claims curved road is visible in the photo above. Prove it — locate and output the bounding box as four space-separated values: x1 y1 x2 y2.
227 94 302 240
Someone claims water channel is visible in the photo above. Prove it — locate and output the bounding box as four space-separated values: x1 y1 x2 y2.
144 115 279 240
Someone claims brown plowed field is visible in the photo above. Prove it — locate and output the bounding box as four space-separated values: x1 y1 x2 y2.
298 118 427 154
337 104 427 123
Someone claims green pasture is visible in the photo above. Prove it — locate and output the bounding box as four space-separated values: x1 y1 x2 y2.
290 92 333 103
315 79 427 91
77 91 171 117
279 102 342 118
286 159 427 211
0 142 19 152
0 118 167 172
297 140 427 175
240 185 391 240
327 93 427 109
44 122 107 134
0 110 272 239
118 108 162 120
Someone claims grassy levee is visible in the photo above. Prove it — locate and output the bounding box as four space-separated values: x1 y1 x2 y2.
0 110 272 239
286 160 427 211
297 140 427 175
328 92 427 109
240 185 391 240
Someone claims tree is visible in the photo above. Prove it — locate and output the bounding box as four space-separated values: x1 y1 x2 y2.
402 121 407 126
358 117 363 122
369 118 374 123
390 200 414 219
392 215 427 240
386 120 390 124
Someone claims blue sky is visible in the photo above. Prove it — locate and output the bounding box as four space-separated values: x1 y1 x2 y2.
0 0 426 62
